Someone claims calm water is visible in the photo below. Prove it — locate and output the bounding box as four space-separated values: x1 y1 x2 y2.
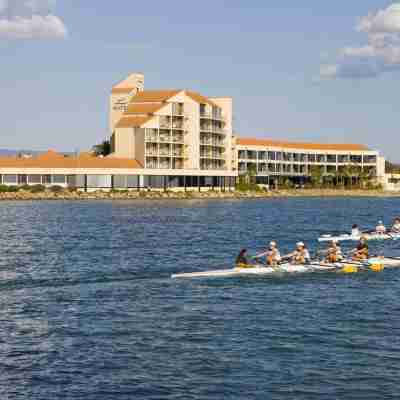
1 198 400 400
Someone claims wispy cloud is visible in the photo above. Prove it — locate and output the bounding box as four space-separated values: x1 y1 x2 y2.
0 0 67 40
320 3 400 79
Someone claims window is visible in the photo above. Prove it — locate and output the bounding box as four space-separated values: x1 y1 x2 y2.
308 154 316 163
317 154 326 163
86 175 112 188
18 175 27 185
3 174 17 184
268 151 276 161
42 175 52 185
327 154 337 163
350 155 362 164
53 175 66 184
28 175 41 184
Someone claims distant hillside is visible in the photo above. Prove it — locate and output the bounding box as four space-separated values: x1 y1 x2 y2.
0 149 43 156
0 149 73 157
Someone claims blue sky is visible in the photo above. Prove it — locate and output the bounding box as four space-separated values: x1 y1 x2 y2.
1 1 400 160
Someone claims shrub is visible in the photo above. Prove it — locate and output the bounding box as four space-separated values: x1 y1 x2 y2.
20 184 31 191
49 185 64 193
29 184 46 193
0 185 19 193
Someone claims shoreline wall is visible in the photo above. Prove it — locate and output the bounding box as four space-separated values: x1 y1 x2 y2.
1 189 400 201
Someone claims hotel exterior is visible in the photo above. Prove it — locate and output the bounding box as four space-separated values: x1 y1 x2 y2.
236 138 385 187
0 72 387 191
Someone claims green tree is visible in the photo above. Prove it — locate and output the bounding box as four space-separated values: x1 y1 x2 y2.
309 165 323 188
92 140 111 156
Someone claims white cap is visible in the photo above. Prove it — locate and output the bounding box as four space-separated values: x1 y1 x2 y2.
296 242 305 247
269 241 277 247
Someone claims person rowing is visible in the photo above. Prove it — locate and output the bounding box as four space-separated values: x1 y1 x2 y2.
325 240 343 263
255 241 281 266
352 237 369 261
391 218 400 233
235 248 251 268
351 224 361 237
375 220 386 234
289 242 311 265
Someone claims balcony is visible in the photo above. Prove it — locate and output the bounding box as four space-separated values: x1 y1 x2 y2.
172 134 184 143
200 111 224 121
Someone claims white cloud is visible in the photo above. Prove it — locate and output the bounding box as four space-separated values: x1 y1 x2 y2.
320 3 400 79
358 3 400 34
0 0 67 40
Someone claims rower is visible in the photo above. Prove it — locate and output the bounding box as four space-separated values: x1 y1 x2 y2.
351 224 361 237
255 241 281 266
235 248 250 268
290 242 311 265
326 240 343 263
391 218 400 233
352 237 369 261
376 220 386 234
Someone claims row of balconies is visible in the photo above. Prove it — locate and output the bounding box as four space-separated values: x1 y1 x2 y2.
200 152 225 160
239 162 377 175
200 159 226 171
146 156 184 170
238 151 377 164
146 145 185 158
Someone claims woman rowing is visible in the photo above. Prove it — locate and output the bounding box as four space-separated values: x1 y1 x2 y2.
326 240 343 263
255 241 281 266
375 220 386 234
351 224 361 237
352 237 369 261
235 248 250 268
289 242 311 265
391 218 400 233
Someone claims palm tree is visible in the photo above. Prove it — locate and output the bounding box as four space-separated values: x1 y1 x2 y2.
309 165 323 188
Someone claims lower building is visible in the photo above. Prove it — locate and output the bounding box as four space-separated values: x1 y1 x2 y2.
0 151 236 191
236 137 385 188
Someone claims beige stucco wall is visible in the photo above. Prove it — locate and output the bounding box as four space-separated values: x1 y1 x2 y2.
113 128 135 158
134 128 145 166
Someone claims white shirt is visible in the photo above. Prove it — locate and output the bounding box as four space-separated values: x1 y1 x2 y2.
351 228 361 236
376 224 386 233
392 223 400 233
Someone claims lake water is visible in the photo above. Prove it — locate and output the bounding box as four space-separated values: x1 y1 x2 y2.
1 198 400 400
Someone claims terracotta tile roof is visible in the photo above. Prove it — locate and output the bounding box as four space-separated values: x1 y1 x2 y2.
115 115 152 128
0 150 143 169
185 91 217 107
129 90 181 103
236 138 370 152
111 87 136 94
125 103 166 115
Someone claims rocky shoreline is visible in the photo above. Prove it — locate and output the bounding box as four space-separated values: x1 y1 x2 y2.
0 189 400 201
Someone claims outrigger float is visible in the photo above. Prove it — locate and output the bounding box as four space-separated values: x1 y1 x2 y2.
171 257 400 279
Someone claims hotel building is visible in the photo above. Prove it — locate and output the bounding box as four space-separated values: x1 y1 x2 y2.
236 138 385 187
0 72 387 190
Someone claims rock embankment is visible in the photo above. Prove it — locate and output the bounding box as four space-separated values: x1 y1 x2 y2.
0 188 399 201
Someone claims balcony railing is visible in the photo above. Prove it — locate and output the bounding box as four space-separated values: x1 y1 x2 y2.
200 112 224 121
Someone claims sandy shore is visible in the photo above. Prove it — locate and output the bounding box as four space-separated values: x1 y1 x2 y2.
1 189 400 201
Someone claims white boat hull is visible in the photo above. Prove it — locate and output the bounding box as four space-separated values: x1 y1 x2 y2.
318 233 400 243
171 257 400 279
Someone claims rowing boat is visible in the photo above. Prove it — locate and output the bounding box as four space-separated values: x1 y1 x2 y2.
318 232 400 243
171 257 400 279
